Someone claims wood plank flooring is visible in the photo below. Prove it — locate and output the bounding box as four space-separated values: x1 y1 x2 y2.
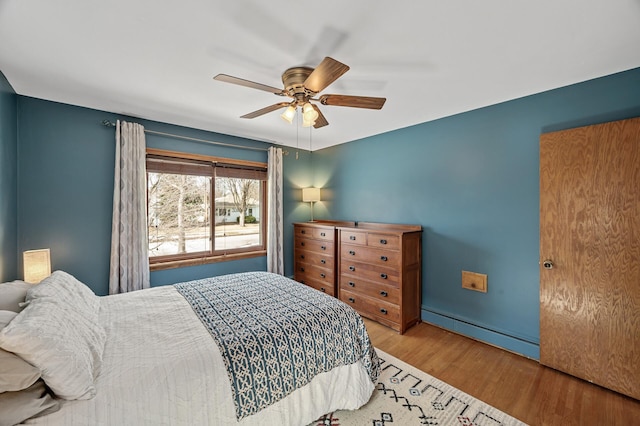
365 319 640 425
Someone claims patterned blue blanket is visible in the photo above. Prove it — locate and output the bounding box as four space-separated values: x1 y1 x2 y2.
175 271 379 420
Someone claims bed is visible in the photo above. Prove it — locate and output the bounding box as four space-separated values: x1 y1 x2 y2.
0 270 379 426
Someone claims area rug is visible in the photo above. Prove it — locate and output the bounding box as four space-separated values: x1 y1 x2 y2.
311 349 528 426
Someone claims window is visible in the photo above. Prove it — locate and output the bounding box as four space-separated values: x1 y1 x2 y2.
146 149 267 269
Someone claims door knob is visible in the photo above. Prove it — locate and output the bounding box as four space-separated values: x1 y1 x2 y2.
542 260 554 269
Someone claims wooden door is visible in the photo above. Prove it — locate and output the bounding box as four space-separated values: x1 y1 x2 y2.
540 117 640 400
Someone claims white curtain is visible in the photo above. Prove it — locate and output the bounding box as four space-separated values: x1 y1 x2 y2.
109 120 150 294
267 147 284 275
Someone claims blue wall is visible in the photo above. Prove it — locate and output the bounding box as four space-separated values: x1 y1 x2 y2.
282 148 316 276
312 67 640 359
0 71 18 282
16 96 308 295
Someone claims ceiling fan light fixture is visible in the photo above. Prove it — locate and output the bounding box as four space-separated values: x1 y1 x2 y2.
302 117 316 127
280 105 296 123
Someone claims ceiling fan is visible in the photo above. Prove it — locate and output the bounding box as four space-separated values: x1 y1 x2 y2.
213 57 386 129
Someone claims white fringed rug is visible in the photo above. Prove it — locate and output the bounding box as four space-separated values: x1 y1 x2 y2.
311 349 528 426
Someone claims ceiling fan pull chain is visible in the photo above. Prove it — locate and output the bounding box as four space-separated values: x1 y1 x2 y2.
296 109 300 160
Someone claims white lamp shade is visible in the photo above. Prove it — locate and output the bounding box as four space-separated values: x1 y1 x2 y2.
302 187 321 202
302 103 319 122
280 105 296 123
23 248 52 284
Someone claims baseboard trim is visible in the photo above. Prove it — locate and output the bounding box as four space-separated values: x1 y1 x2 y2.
421 309 540 360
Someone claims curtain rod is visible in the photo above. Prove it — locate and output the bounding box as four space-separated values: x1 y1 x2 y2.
101 120 287 155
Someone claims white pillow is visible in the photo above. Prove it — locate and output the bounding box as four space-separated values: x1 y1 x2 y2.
0 273 106 400
0 280 32 312
27 270 100 313
0 311 41 392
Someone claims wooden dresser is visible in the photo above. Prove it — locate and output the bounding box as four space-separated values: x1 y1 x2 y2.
293 221 355 296
337 222 422 334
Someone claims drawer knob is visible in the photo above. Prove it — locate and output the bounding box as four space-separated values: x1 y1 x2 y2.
380 239 387 244
301 230 306 234
320 273 326 278
320 259 326 264
300 254 305 259
321 245 326 250
348 297 355 303
320 287 326 293
300 242 305 246
380 291 388 297
380 308 388 315
348 282 355 287
350 235 356 240
349 250 355 256
300 267 305 272
320 232 326 237
380 273 388 279
349 266 356 272
380 256 388 261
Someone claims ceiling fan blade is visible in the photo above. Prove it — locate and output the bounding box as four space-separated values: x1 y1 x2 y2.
241 102 291 119
214 74 284 95
304 57 350 93
319 94 386 110
312 104 329 129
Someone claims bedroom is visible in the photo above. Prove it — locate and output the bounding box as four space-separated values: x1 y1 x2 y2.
1 1 640 424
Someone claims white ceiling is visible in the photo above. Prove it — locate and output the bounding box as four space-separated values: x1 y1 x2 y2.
1 0 639 151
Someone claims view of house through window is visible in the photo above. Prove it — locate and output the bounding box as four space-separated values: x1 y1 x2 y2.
146 151 266 264
212 176 262 251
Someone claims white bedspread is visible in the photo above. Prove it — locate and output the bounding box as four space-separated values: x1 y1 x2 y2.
27 286 375 425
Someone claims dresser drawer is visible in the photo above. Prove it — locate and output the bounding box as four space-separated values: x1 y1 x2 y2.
341 244 400 269
300 277 335 296
367 233 400 250
340 277 399 305
296 238 334 254
340 261 399 286
312 228 334 241
296 225 334 240
295 261 333 283
295 225 316 238
295 250 334 269
340 230 367 245
340 288 400 324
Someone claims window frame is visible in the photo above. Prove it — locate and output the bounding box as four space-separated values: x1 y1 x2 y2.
146 148 268 271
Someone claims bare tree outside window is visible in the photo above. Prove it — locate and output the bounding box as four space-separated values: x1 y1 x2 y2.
148 173 210 257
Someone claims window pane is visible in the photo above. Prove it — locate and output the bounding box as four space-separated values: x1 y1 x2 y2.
148 172 211 257
214 177 262 251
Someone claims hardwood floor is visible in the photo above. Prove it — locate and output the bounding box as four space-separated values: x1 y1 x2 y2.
364 319 640 426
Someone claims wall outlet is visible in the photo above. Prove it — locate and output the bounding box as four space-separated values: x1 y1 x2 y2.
462 270 487 293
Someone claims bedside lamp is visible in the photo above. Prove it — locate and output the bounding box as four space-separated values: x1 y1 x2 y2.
302 187 321 222
23 248 51 284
